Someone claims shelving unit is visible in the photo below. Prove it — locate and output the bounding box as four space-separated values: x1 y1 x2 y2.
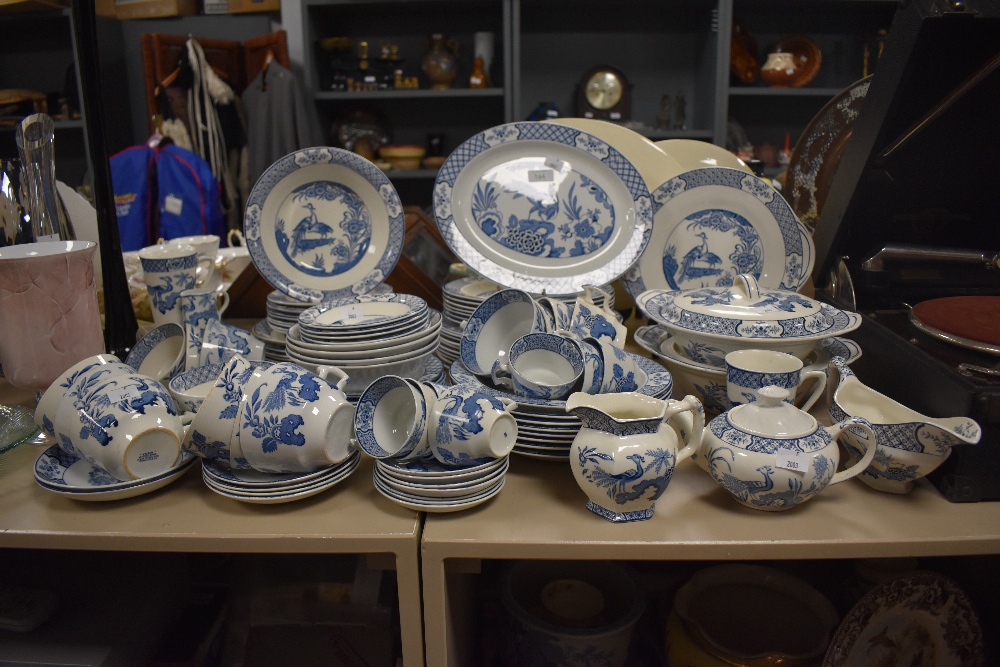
421 455 1000 665
0 4 91 188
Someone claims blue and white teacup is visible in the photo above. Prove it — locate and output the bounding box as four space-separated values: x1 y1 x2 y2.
588 336 640 394
490 332 583 400
570 298 626 344
459 288 547 377
139 243 213 326
180 286 230 371
354 375 431 461
53 370 187 481
181 354 262 467
200 319 265 366
237 362 354 473
35 353 132 437
537 296 573 333
725 349 826 410
428 385 518 465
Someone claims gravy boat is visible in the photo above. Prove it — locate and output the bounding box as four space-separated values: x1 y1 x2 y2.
828 357 981 493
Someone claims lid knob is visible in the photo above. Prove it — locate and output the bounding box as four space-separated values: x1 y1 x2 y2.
731 274 761 301
757 385 790 406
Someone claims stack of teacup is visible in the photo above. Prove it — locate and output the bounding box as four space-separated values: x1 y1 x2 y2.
451 286 670 460
354 375 517 512
181 354 361 503
33 354 197 498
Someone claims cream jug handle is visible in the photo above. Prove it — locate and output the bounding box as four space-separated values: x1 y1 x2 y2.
663 394 705 464
827 416 877 485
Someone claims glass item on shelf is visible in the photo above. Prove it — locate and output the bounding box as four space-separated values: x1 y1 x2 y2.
15 113 71 242
469 56 488 88
0 160 30 248
0 403 38 455
473 31 494 85
422 33 459 89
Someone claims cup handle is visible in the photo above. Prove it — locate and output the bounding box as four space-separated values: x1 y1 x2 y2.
828 417 877 485
317 365 350 391
490 360 513 389
216 291 230 317
664 395 705 465
499 396 519 412
227 229 245 247
798 369 828 413
196 256 215 284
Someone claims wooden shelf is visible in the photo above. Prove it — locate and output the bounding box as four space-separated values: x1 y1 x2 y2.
314 88 505 101
728 87 844 97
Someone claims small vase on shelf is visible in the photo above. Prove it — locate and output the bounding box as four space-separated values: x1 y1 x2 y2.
422 33 459 90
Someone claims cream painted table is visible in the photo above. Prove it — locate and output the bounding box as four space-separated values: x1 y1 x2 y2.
421 454 1000 666
0 381 425 667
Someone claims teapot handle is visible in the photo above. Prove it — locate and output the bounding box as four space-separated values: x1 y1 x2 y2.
663 394 705 464
828 416 877 485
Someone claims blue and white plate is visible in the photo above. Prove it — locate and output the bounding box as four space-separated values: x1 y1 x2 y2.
433 121 654 296
299 293 428 331
244 147 404 301
622 167 813 298
373 473 505 512
202 454 360 504
34 445 196 501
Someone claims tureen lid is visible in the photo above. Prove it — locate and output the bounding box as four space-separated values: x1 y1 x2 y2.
728 386 817 438
635 274 861 341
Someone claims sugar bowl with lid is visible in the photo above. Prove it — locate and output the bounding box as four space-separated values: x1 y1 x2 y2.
703 385 877 511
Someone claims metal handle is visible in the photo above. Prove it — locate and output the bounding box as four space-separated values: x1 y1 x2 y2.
860 244 1000 271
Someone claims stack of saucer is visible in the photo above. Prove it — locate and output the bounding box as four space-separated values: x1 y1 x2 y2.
450 354 673 461
283 293 442 396
201 450 361 504
253 291 314 363
34 446 197 502
373 456 508 513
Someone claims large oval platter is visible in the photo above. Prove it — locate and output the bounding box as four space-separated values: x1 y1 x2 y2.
433 122 654 296
244 147 404 301
622 167 813 298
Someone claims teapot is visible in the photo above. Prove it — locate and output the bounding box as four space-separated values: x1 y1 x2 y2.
703 385 876 511
566 392 704 523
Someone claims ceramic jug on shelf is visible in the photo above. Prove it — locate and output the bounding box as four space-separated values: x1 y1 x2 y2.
566 392 704 523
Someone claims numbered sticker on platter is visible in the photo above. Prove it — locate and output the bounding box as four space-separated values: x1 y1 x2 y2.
775 449 810 474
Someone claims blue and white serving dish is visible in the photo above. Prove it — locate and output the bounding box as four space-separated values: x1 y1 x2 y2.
433 121 654 295
636 274 861 364
622 166 813 298
244 147 404 301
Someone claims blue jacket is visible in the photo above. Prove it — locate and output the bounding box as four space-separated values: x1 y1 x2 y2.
111 143 225 251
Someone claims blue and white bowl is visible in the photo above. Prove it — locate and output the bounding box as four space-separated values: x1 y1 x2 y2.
459 288 547 376
125 323 185 382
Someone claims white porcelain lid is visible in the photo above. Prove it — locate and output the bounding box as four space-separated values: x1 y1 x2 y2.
728 386 817 438
636 274 862 342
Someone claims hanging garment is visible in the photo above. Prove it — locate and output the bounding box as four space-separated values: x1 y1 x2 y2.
111 142 225 251
241 60 320 188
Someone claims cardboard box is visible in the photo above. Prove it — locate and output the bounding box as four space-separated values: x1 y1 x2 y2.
115 0 199 20
227 0 279 14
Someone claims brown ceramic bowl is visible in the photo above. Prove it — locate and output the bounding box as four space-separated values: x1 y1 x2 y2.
773 35 822 87
379 144 425 170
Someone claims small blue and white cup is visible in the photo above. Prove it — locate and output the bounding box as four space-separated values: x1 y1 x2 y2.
167 234 220 289
35 353 132 437
428 385 518 465
537 296 573 333
490 332 584 400
354 375 431 461
570 298 626 344
199 319 264 366
589 336 640 394
237 362 354 473
53 370 187 481
179 286 230 371
459 288 548 377
725 349 827 410
138 243 213 326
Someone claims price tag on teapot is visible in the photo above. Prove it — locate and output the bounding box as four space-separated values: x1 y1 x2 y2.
775 449 810 474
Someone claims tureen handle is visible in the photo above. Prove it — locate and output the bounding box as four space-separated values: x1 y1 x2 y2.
827 416 877 485
663 394 705 464
731 274 761 301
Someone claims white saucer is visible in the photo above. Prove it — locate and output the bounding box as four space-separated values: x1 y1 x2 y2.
34 446 196 501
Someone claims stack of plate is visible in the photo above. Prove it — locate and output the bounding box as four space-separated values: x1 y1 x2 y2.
449 354 673 461
33 445 197 502
200 450 361 504
283 293 442 396
373 456 509 512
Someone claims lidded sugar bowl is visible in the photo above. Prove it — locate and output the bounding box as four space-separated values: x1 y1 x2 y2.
703 385 876 511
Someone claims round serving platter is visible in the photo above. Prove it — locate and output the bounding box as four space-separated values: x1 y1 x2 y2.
622 167 813 298
245 147 404 301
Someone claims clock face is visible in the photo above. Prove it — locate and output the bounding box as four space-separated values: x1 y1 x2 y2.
585 71 624 110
